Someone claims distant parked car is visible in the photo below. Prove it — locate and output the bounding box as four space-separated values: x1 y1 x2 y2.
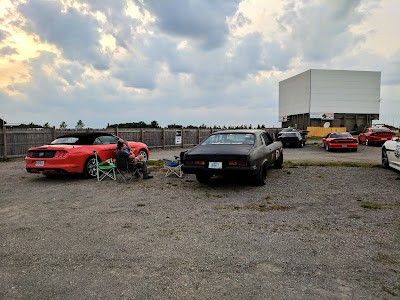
358 127 396 146
323 132 358 151
25 132 149 178
277 131 306 148
382 136 400 171
182 130 283 185
277 128 308 140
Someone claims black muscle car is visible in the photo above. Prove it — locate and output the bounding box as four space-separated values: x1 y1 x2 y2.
277 131 306 147
182 130 283 185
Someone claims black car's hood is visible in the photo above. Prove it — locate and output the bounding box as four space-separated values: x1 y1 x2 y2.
186 144 253 156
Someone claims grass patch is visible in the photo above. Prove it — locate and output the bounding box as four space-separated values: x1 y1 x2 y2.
205 192 225 199
284 160 380 168
361 201 384 209
349 214 362 219
374 252 400 265
234 201 291 212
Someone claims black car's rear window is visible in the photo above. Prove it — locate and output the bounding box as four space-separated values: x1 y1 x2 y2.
202 133 255 145
281 132 299 137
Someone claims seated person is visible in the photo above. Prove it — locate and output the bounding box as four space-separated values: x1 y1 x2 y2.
116 141 153 179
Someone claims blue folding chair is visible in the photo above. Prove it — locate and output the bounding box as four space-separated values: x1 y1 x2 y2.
163 155 183 178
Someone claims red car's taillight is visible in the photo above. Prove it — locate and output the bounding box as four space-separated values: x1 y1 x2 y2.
54 150 68 158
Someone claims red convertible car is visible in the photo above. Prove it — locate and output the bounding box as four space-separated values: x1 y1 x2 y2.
25 132 149 178
358 127 396 146
323 132 358 151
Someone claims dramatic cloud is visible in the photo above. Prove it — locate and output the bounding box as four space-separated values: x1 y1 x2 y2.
19 0 109 70
0 0 399 128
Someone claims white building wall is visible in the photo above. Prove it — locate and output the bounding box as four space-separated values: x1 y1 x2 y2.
309 70 380 114
279 70 310 119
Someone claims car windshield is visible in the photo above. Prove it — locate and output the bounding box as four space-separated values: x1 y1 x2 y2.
330 132 352 138
201 133 255 145
51 137 79 144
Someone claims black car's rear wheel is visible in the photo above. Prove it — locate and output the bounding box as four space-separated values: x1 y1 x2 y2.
84 156 97 178
254 164 267 186
382 149 390 169
196 173 210 183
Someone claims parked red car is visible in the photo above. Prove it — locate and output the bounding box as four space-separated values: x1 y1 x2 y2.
25 132 149 178
358 127 396 146
323 132 358 151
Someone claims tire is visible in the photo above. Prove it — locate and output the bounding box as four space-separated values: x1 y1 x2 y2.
254 163 267 186
83 156 98 178
325 143 330 151
274 151 283 169
382 149 390 169
138 149 148 161
299 142 304 148
196 173 210 183
365 138 369 146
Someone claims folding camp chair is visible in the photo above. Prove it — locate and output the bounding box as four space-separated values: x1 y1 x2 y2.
163 155 183 178
115 155 142 183
93 150 116 182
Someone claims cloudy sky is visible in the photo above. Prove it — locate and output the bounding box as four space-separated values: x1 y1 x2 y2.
1 0 399 128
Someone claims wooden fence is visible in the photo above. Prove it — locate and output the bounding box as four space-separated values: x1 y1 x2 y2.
306 126 347 137
0 127 282 159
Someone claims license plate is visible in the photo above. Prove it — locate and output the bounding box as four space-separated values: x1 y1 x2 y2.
209 162 222 169
35 160 44 166
342 145 347 148
381 138 387 141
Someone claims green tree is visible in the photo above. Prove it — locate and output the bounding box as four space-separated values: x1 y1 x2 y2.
60 121 67 129
75 120 85 129
43 122 50 128
167 123 182 128
150 120 160 128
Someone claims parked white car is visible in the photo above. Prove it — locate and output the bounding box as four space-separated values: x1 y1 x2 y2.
382 136 400 171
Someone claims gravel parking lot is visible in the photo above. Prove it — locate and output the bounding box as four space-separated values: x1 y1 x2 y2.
1 144 399 299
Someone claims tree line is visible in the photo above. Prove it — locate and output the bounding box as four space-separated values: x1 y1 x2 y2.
6 119 270 130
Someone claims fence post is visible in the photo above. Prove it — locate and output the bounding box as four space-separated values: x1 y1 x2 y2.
197 128 200 144
3 124 7 160
141 128 144 143
181 127 184 148
52 126 56 141
162 128 166 149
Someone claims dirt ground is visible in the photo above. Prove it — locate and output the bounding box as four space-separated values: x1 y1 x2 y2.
1 144 399 299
